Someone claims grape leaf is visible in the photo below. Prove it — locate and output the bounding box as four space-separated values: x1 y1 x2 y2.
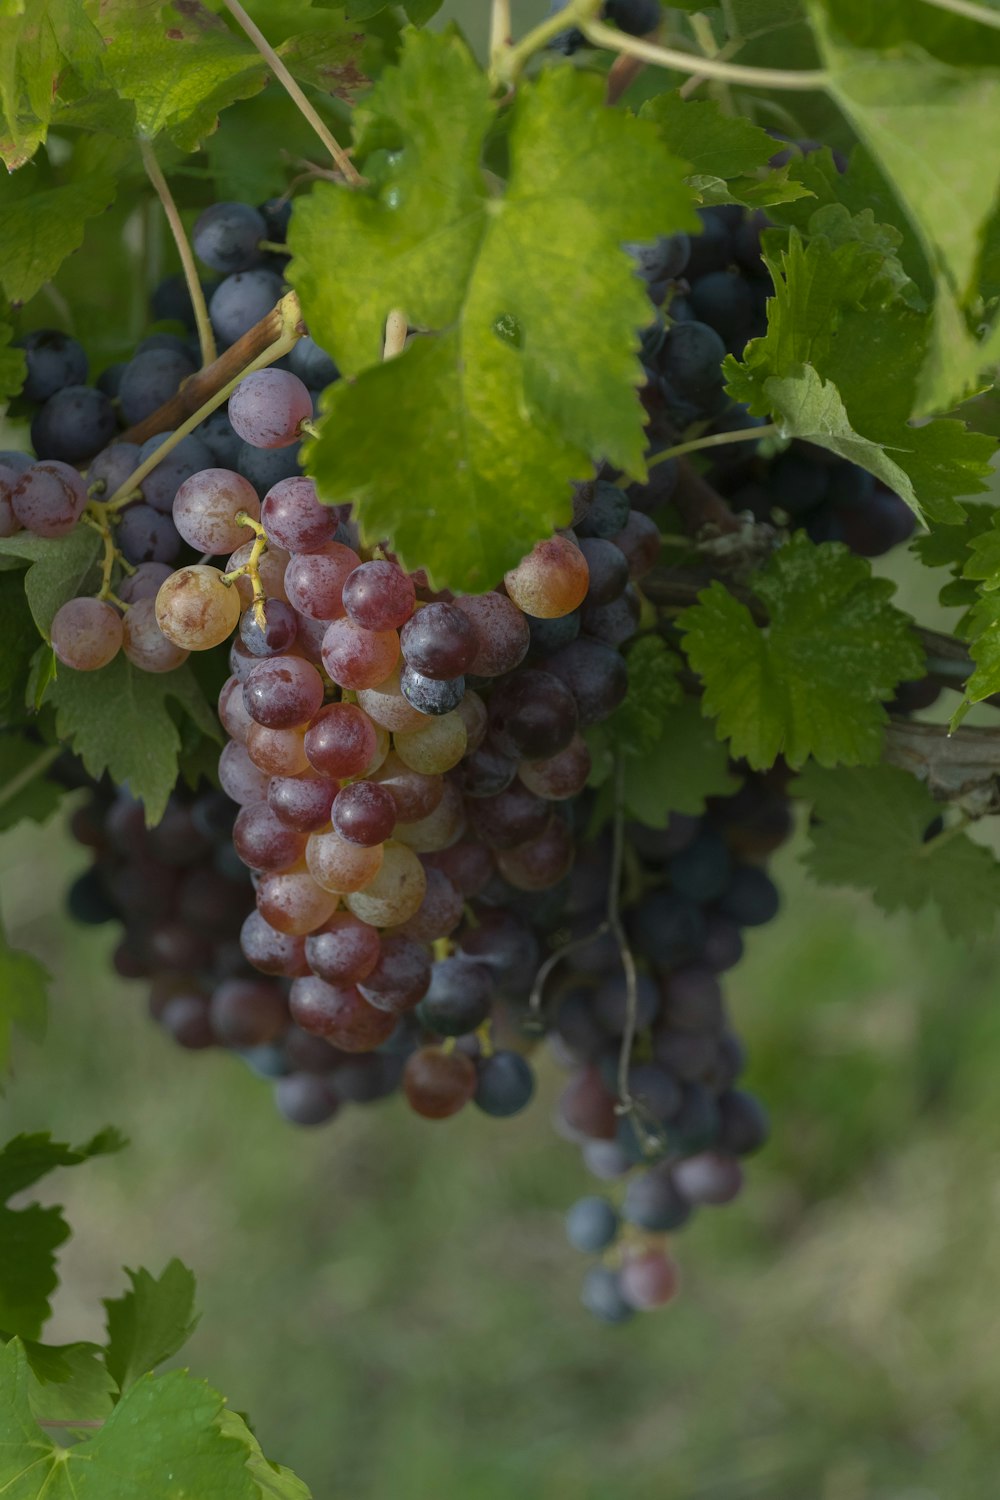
0 1130 124 1340
46 656 221 825
0 324 26 402
0 737 63 834
623 700 738 822
0 529 103 637
640 91 776 178
962 513 1000 591
104 1261 199 1392
806 1 1000 410
725 227 996 523
678 533 923 769
0 573 39 723
0 1346 265 1499
22 1341 118 1425
952 590 1000 721
796 762 1000 939
101 0 266 153
288 28 698 590
0 144 124 306
606 636 684 756
218 1411 314 1500
276 28 370 101
0 916 48 1081
0 0 106 169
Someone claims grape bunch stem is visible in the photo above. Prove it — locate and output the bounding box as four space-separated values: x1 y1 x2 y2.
139 140 217 369
222 512 270 629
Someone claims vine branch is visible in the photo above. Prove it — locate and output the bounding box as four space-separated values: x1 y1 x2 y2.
139 140 216 369
581 19 828 90
0 745 61 815
916 0 1000 28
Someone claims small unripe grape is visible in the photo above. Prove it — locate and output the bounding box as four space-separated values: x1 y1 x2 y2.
122 597 189 674
50 597 123 671
393 709 467 774
306 828 384 893
504 535 589 618
343 841 426 927
403 1046 476 1119
155 565 241 650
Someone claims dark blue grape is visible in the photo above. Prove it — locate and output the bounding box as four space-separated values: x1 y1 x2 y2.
582 585 640 647
239 599 299 657
689 271 758 350
210 269 283 346
288 336 339 389
627 1061 682 1121
416 957 494 1036
116 503 181 564
660 967 724 1034
669 1082 721 1154
670 826 731 902
627 891 706 969
625 233 690 286
137 431 214 513
400 665 465 715
236 439 301 491
658 320 727 403
474 1050 535 1117
151 272 216 329
119 348 197 426
193 202 266 274
577 481 630 539
258 197 293 241
769 450 829 515
581 1265 634 1324
579 537 629 605
623 1169 692 1231
717 1089 769 1155
528 609 580 655
97 363 127 398
686 205 742 279
592 973 660 1036
565 1195 620 1253
88 442 141 500
274 1073 339 1125
67 869 117 925
31 386 117 463
197 409 243 468
458 740 518 798
137 332 193 358
604 0 662 35
718 865 780 927
18 329 88 401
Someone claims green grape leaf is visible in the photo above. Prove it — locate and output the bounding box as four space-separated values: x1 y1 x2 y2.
0 1130 124 1340
0 1345 278 1499
277 28 371 101
104 1261 199 1392
690 168 814 209
725 227 996 523
218 1411 314 1500
0 147 124 307
0 0 106 169
0 323 26 402
0 573 40 723
22 1342 118 1425
0 916 48 1082
606 636 684 756
288 28 698 590
806 1 1000 410
797 762 1000 940
0 737 63 834
101 0 266 153
0 529 103 637
46 656 221 826
624 699 738 822
678 532 923 770
953 590 1000 720
402 0 443 25
640 91 776 178
963 513 1000 591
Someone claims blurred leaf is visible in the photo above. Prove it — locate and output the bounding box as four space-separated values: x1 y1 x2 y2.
0 149 123 306
0 528 102 637
104 1261 199 1392
623 699 738 821
0 737 62 833
0 914 48 1083
0 0 106 168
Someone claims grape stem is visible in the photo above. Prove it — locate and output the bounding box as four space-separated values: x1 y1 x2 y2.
526 922 611 1016
918 812 973 855
383 309 407 360
81 508 135 603
105 294 304 510
492 0 603 87
580 19 829 90
0 744 61 815
220 0 362 184
916 0 1000 28
648 422 781 468
475 1019 495 1058
139 141 216 369
489 0 512 75
221 512 270 628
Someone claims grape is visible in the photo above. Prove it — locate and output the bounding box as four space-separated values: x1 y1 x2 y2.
306 827 384 893
577 537 628 605
605 0 663 36
399 666 465 716
122 597 190 673
358 935 431 1013
321 617 400 690
487 669 578 759
403 1046 477 1118
17 328 88 400
580 1266 634 1324
672 1151 744 1206
611 512 661 579
198 409 243 467
137 432 215 513
454 592 530 677
96 363 127 397
219 741 271 804
592 973 660 1035
456 689 488 752
12 461 88 538
88 443 141 503
422 842 494 900
256 868 339 936
283 542 360 620
369 750 443 822
393 709 467 774
518 735 591 800
288 336 338 388
31 387 116 462
496 817 574 891
623 1171 692 1232
343 841 426 927
247 722 310 776
305 912 381 985
266 774 336 833
670 827 731 902
117 503 182 566
119 347 197 426
582 586 640 647
229 369 313 449
458 908 539 988
303 703 377 779
669 1082 721 1154
394 780 465 855
239 599 298 657
261 476 339 552
233 802 307 872
240 910 308 977
396 867 463 942
527 610 580 655
227 540 289 609
193 201 266 273
209 269 283 346
0 457 31 536
565 1196 619 1253
230 635 260 681
160 995 216 1050
172 467 260 552
399 601 478 679
717 1089 769 1156
658 320 727 408
355 666 427 733
243 656 324 730
155 565 241 649
210 977 287 1046
275 1074 339 1126
50 597 123 671
459 740 518 798
332 780 397 847
292 611 327 663
237 441 302 493
619 1250 679 1311
689 270 757 349
701 914 744 973
544 639 628 727
469 784 551 851
577 481 630 539
290 976 398 1052
473 1051 535 1117
341 560 416 631
718 865 780 926
504 536 590 618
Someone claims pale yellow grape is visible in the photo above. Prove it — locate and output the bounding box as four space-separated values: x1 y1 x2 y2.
122 598 189 673
394 781 466 854
455 689 487 752
344 842 426 926
361 723 391 777
306 829 384 894
356 664 427 732
155 565 240 650
393 709 467 774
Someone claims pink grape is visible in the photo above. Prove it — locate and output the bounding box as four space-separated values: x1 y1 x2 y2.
342 560 416 632
496 816 574 890
304 912 381 985
242 655 325 729
50 597 123 671
228 368 313 449
12 461 88 538
454 592 530 677
396 867 464 942
233 801 308 872
368 750 443 823
619 1250 680 1310
219 740 271 804
256 867 339 936
306 828 384 893
267 774 337 832
172 467 260 553
118 561 173 604
261 476 339 551
331 780 397 847
227 539 289 607
246 722 310 776
283 541 360 621
122 597 189 673
303 702 377 779
321 617 400 690
240 910 309 978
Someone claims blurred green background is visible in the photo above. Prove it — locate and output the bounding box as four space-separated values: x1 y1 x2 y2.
5 802 1000 1500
